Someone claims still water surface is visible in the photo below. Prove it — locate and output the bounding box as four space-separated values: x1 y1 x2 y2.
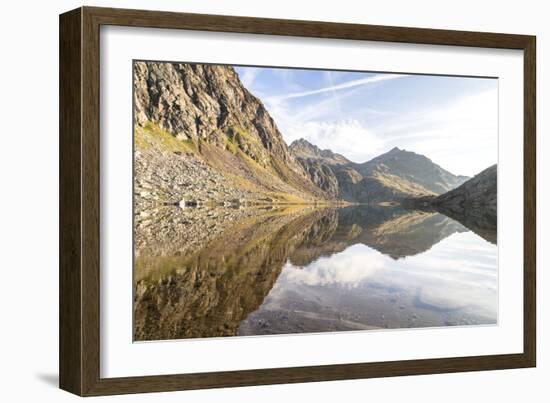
134 205 497 341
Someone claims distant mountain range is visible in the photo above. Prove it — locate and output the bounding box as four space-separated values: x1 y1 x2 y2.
290 138 470 203
133 61 494 209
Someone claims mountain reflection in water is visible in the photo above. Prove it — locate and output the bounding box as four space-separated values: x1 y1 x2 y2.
133 205 497 341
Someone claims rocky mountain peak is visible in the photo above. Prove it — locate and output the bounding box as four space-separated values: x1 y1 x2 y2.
289 138 349 165
289 135 471 203
373 147 419 161
289 138 320 156
359 147 469 195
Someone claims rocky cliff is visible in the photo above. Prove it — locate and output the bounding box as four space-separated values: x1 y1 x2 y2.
296 159 340 197
134 62 331 208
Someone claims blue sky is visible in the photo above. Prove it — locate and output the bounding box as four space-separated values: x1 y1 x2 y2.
235 66 498 177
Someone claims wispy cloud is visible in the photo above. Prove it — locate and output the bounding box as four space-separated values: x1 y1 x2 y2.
239 66 497 177
264 81 373 131
266 85 497 176
370 89 498 176
283 119 387 163
269 73 404 101
238 67 261 89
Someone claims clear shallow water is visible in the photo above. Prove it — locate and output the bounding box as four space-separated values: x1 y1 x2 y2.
134 205 497 341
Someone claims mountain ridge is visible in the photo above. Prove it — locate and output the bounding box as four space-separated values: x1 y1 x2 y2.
290 138 470 204
290 138 351 165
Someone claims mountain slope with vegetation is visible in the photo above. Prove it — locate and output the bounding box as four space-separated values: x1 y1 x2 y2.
134 62 333 208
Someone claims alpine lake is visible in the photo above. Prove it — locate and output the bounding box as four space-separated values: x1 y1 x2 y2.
133 204 497 341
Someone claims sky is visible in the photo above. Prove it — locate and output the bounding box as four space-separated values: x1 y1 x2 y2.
234 65 498 177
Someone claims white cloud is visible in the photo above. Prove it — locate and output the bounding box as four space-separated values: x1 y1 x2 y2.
374 89 498 176
284 119 386 162
265 82 497 176
274 232 497 315
251 65 498 176
278 231 497 295
263 81 378 146
282 245 385 288
237 67 261 89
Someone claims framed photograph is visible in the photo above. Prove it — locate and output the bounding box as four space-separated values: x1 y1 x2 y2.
59 6 536 396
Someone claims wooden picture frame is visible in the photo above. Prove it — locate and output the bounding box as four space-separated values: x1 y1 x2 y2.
59 6 536 396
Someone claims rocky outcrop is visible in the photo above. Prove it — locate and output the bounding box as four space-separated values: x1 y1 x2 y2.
432 165 497 243
295 158 339 197
134 62 331 206
290 139 469 204
135 62 288 160
434 164 497 213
